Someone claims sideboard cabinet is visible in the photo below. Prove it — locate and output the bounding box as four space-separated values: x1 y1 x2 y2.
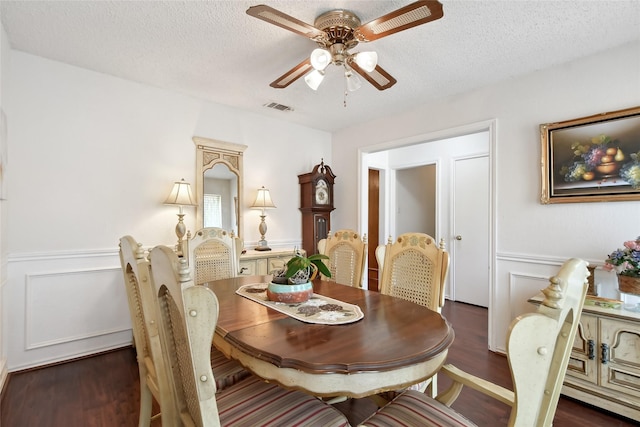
531 296 640 421
239 248 301 276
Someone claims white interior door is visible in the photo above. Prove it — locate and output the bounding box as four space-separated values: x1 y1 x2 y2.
452 155 490 307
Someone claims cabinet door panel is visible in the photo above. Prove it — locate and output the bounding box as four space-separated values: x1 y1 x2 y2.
567 314 598 383
599 318 640 399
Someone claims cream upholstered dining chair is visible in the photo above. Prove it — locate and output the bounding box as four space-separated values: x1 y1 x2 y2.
360 258 590 427
147 244 350 427
119 236 249 426
374 233 449 399
318 229 368 288
185 227 242 285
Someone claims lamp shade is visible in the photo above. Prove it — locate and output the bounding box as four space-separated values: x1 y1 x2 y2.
164 179 196 206
251 186 276 210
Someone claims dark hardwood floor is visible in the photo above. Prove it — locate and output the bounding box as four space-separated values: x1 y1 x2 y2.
2 301 636 426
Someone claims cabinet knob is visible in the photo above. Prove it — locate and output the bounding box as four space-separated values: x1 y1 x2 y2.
455 235 463 241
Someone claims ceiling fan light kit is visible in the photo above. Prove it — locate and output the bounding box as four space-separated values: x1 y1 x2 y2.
247 1 444 92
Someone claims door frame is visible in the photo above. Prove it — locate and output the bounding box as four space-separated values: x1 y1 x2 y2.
358 119 497 349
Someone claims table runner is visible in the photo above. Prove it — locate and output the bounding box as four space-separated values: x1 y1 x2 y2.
236 283 364 325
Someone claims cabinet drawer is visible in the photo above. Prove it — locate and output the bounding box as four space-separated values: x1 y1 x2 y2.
239 260 257 276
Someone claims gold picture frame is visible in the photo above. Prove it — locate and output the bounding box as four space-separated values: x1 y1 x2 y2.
540 106 640 204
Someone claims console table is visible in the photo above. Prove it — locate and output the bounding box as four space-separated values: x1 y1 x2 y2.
530 295 640 421
239 248 301 276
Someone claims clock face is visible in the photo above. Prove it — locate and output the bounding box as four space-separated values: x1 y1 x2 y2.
315 179 329 205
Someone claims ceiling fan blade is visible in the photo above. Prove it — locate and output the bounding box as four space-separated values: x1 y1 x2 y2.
354 1 444 42
269 58 313 89
350 63 397 91
247 5 327 42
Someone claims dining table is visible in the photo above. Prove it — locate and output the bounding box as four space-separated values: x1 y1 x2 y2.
205 275 455 398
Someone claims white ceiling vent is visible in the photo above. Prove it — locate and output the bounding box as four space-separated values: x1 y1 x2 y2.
263 102 294 112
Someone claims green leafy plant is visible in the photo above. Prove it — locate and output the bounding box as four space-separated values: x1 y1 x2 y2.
284 252 331 284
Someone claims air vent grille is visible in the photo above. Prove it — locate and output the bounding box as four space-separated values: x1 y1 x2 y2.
263 102 294 112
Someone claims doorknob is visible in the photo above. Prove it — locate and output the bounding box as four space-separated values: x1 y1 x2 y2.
455 235 462 241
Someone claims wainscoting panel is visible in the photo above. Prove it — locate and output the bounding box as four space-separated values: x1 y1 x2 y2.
492 253 605 353
7 249 133 371
25 267 129 350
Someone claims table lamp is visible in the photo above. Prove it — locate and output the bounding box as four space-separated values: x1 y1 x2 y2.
250 186 276 251
164 178 196 255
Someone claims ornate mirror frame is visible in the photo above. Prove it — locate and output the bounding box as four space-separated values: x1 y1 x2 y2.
193 136 247 237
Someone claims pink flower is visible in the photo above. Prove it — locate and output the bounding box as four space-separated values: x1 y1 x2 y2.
623 240 640 250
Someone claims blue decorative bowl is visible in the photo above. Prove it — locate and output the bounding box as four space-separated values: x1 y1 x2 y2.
267 281 313 303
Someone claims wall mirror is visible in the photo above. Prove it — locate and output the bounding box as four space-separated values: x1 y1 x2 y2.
193 137 247 238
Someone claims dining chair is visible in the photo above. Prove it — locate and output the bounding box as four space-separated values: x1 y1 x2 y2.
119 235 179 426
185 227 242 284
360 258 590 427
375 232 449 398
119 236 250 426
318 229 368 288
147 244 350 427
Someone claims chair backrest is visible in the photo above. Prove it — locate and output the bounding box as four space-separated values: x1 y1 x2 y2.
378 233 449 312
148 244 222 426
319 229 368 288
507 258 589 426
186 227 241 284
118 236 178 425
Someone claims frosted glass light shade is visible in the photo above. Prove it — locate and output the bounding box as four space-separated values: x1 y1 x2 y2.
310 48 332 71
304 70 325 90
355 51 378 72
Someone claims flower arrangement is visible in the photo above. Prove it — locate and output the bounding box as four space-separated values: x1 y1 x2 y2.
604 237 640 278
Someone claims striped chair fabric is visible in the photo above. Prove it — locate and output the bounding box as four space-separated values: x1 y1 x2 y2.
361 390 475 426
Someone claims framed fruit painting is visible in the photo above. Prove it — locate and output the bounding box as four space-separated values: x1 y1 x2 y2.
540 106 640 204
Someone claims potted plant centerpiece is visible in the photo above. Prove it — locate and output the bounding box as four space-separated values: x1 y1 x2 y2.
267 251 331 303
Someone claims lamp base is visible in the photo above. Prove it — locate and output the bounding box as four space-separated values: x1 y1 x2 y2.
255 240 272 251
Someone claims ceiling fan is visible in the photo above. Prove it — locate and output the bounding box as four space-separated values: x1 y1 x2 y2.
246 1 444 92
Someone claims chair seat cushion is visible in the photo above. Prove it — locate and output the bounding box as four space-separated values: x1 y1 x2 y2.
216 375 349 426
210 347 251 391
362 390 477 426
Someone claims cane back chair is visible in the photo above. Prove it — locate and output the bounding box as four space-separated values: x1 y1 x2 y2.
186 227 242 285
318 229 368 288
361 258 590 427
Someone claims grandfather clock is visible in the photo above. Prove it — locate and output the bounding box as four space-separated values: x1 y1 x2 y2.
298 160 336 256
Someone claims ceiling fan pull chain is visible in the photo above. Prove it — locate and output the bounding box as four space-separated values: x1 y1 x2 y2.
344 79 348 108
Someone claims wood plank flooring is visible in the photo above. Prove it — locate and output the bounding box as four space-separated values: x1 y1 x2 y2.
2 301 637 426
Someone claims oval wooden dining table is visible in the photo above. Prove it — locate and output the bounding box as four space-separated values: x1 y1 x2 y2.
205 275 455 398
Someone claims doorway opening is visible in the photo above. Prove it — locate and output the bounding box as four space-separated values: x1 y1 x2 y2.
359 120 496 347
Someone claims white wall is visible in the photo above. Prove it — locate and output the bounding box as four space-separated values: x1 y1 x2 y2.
395 165 436 237
4 51 331 370
333 41 640 351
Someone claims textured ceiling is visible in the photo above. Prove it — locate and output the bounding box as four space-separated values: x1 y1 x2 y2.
1 1 639 132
